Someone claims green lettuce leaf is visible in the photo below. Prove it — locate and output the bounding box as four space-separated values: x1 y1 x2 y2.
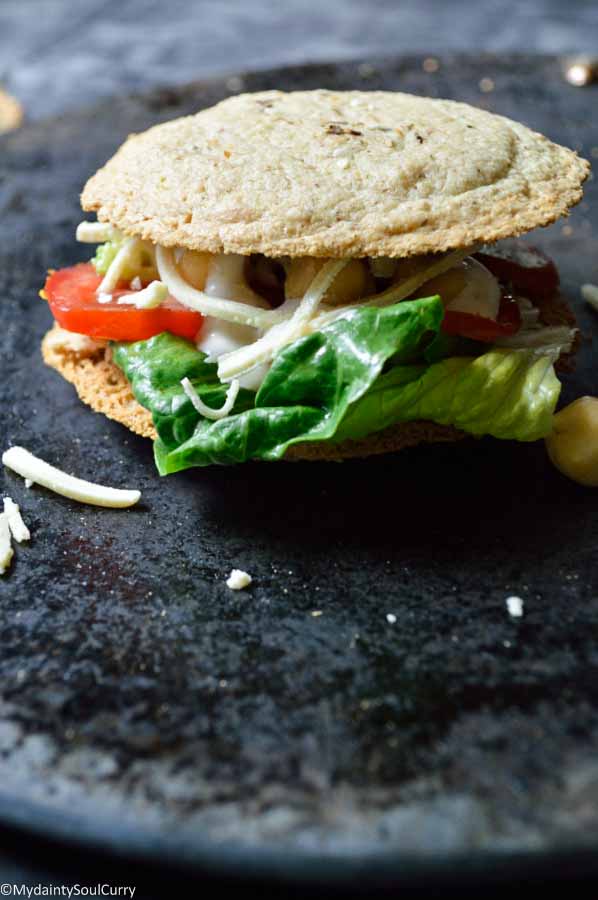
91 241 120 275
112 295 561 474
111 333 255 451
335 349 560 443
113 295 443 473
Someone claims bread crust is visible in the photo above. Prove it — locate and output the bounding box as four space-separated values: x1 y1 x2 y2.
81 90 589 259
41 327 156 440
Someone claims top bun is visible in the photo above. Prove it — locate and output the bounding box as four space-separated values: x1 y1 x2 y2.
81 90 590 259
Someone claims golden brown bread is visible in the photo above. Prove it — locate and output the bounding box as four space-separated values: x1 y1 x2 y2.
81 90 590 259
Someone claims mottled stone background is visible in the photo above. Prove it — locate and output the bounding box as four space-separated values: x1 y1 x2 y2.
1 0 597 121
1 1 597 895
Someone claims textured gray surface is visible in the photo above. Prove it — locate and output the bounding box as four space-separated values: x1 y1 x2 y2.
0 58 597 885
1 1 598 891
1 0 598 120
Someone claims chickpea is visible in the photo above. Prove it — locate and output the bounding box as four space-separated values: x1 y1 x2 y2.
415 264 468 306
285 258 374 306
284 258 322 299
545 396 598 487
179 250 212 289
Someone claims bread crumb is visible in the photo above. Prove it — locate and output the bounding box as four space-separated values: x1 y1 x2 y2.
226 569 252 590
506 596 524 618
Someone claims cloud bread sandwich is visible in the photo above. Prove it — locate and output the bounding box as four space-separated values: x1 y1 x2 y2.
41 90 589 474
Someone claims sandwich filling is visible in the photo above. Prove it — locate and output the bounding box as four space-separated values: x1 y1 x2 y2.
41 223 577 473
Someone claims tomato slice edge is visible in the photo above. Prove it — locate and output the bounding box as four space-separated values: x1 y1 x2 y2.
442 294 522 342
44 263 203 342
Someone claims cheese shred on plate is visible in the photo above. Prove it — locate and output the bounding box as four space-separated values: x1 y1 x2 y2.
2 446 141 508
0 497 31 577
3 497 30 543
0 514 14 575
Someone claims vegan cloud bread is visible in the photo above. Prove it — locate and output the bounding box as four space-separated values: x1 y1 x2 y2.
81 90 589 259
40 89 589 474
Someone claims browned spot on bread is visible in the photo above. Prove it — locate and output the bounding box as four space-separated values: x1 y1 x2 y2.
81 90 589 260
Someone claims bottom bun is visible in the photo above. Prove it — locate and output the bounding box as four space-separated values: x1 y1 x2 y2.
41 324 466 460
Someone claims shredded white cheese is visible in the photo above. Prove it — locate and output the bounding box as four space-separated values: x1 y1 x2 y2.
197 319 272 391
582 283 598 312
311 247 473 330
76 221 122 243
506 596 524 618
98 236 141 294
152 243 482 385
153 245 474 383
226 569 252 590
156 246 288 329
130 276 142 291
0 515 13 575
117 280 168 309
3 498 30 543
181 377 240 421
217 259 349 381
2 447 141 509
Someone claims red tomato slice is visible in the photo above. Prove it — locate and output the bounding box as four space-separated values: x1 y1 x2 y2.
442 293 522 343
474 240 559 301
43 263 203 342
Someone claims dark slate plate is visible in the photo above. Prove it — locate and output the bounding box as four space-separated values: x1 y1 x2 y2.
0 54 597 892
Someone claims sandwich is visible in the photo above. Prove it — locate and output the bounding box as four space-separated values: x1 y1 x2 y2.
40 90 589 474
